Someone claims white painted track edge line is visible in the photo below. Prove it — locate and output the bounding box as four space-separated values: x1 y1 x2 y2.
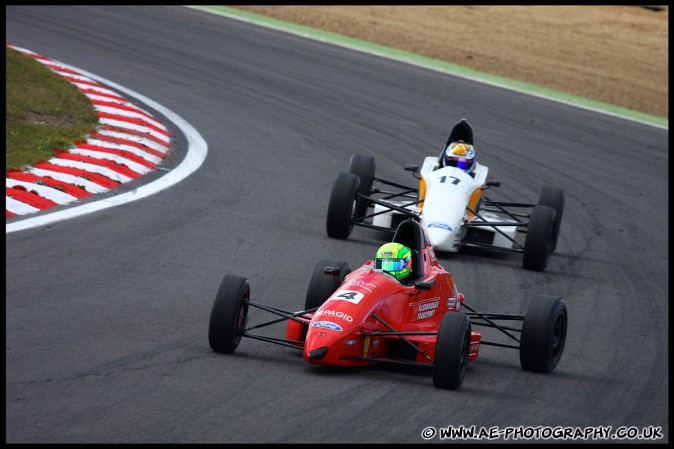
6 66 208 234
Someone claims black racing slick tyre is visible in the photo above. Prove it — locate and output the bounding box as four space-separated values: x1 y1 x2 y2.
520 294 568 373
305 259 351 310
433 312 471 390
326 172 359 239
523 205 555 271
348 154 376 219
208 274 250 354
538 185 565 252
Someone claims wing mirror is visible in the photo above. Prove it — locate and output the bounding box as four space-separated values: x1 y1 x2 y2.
324 267 341 275
414 279 435 290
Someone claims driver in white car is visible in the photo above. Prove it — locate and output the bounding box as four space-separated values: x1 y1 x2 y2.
438 118 477 177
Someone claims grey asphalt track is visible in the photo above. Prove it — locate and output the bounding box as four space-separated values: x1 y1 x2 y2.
6 5 668 444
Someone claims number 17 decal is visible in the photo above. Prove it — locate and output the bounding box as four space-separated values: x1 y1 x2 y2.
439 176 461 185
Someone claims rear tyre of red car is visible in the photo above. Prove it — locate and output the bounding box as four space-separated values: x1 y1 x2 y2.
208 274 250 354
326 172 359 239
305 259 351 310
348 154 376 219
433 312 471 390
519 294 567 373
522 205 555 271
537 185 565 252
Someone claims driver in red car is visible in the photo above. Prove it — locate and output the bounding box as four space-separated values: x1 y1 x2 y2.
374 242 412 282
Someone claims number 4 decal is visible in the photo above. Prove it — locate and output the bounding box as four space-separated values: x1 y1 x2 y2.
331 290 364 304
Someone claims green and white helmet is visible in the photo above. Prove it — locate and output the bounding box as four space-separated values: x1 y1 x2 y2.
375 242 412 281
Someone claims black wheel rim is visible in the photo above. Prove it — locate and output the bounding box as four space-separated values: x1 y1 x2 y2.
349 194 357 230
234 292 249 345
550 313 566 360
459 328 470 380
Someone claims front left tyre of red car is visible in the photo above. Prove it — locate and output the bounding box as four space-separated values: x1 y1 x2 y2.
208 274 250 353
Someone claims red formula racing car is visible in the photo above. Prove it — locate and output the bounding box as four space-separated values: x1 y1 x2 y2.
208 220 568 389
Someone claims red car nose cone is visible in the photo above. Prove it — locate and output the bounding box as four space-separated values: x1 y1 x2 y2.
308 346 329 360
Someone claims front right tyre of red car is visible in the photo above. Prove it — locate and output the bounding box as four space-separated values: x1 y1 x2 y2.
519 294 568 373
433 311 471 389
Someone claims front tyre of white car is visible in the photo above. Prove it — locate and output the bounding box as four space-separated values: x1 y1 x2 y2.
523 205 555 271
326 172 359 239
348 154 376 219
538 185 565 252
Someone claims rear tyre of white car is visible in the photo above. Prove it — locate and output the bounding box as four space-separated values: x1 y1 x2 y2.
520 294 567 373
538 185 565 252
305 259 351 310
326 172 359 239
523 205 555 271
433 312 471 390
208 274 250 354
348 154 376 219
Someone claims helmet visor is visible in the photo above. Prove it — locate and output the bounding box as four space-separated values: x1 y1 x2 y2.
445 156 473 170
375 258 409 272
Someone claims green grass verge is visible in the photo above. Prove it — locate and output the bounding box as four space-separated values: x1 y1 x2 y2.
5 46 99 172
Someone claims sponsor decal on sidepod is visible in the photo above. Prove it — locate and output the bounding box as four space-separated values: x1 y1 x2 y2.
415 297 440 320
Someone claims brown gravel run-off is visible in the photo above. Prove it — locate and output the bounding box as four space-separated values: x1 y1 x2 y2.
232 5 668 119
